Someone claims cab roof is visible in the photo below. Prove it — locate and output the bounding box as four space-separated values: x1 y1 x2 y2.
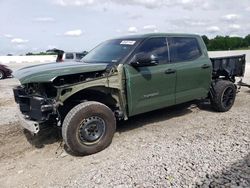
115 33 201 40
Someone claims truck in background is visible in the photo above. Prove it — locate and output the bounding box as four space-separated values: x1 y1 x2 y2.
46 49 88 62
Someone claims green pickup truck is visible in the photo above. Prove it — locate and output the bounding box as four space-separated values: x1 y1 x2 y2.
13 33 246 155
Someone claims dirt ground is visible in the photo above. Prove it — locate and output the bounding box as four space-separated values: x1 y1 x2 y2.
0 62 249 187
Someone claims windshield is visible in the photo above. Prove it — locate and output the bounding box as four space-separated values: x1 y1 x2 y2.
82 39 139 63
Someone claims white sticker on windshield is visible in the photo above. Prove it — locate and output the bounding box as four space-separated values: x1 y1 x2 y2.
120 40 136 45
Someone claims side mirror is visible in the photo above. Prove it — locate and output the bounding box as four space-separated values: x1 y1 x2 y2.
130 53 159 67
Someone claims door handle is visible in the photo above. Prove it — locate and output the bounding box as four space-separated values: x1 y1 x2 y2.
165 69 176 74
201 64 211 69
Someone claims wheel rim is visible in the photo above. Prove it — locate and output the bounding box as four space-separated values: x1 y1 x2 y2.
78 116 105 144
0 71 3 79
222 87 234 108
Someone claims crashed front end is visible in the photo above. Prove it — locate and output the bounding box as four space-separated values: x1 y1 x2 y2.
12 61 109 134
13 83 59 134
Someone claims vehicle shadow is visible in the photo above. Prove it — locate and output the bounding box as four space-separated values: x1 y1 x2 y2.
195 152 250 187
23 128 61 149
117 101 197 133
196 100 215 112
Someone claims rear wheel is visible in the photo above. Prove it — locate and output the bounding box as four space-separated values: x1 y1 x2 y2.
62 101 116 156
0 70 5 80
210 80 236 112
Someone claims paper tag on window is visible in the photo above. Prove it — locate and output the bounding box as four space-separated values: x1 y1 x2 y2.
120 40 136 45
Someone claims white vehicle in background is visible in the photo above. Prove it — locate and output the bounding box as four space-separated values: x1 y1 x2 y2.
46 49 88 62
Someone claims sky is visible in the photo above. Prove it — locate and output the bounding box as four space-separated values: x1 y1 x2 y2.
0 0 250 55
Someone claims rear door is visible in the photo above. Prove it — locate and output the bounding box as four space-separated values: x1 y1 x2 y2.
168 36 212 104
124 37 177 116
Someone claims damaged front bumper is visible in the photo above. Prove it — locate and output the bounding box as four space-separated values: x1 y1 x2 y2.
17 109 40 134
13 86 58 133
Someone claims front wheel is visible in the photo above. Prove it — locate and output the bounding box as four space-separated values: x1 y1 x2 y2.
62 101 116 156
210 80 236 112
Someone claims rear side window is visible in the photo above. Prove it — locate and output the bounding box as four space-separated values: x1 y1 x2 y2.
135 37 169 64
168 37 201 62
65 53 74 60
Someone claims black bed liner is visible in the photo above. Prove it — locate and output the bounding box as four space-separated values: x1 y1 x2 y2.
210 54 246 79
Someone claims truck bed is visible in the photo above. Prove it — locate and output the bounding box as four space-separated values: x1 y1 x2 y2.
210 54 246 80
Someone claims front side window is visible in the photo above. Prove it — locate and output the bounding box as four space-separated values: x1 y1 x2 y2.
135 37 169 64
168 37 202 62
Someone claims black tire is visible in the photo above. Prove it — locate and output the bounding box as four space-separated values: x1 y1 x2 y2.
62 101 116 156
0 70 5 80
210 80 236 112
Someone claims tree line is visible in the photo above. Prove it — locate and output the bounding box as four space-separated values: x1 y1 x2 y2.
202 34 250 51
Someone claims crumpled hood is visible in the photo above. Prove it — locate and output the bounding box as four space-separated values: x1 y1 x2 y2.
13 61 108 84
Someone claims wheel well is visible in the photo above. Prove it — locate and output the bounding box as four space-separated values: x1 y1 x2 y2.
58 87 119 121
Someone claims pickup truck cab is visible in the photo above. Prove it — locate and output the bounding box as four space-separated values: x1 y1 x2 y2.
13 33 246 155
63 52 88 62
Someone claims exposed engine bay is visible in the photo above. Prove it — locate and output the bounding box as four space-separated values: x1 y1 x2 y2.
13 69 110 130
52 70 107 86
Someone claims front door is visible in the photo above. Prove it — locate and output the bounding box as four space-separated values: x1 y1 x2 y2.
124 37 177 116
